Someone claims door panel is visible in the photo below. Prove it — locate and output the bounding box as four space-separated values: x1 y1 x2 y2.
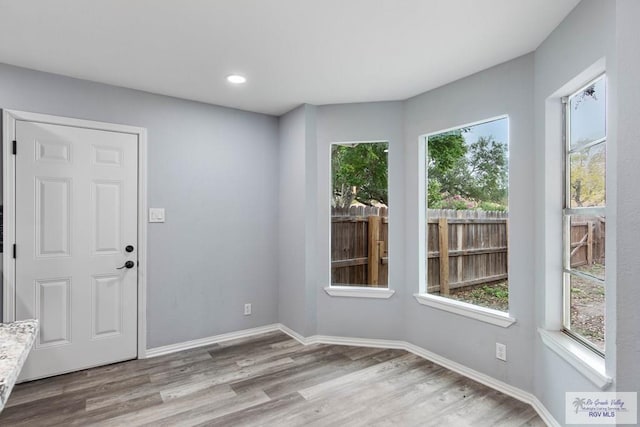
35 278 71 347
35 177 72 257
92 181 122 254
92 274 122 338
92 145 122 166
35 139 72 163
15 120 138 381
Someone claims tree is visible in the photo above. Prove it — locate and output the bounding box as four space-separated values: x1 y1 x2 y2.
426 130 467 206
428 135 508 209
426 130 467 177
569 143 605 207
465 136 508 204
332 142 388 208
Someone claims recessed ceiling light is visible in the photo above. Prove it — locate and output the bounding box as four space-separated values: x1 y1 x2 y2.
227 74 247 84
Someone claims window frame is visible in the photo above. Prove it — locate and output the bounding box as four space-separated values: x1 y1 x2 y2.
561 74 607 357
328 140 391 291
416 115 515 327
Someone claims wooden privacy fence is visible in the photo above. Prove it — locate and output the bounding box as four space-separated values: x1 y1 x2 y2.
331 206 388 287
332 208 605 292
570 216 606 267
427 210 507 294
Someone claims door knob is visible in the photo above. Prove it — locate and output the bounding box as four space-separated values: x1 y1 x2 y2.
117 260 135 270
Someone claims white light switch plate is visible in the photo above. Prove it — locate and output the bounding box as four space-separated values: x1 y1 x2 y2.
149 208 165 223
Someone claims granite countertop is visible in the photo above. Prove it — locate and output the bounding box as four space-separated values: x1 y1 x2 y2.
0 319 38 412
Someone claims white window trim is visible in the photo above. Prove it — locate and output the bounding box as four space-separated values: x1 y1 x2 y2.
418 115 512 329
328 140 391 295
538 328 611 389
562 74 607 355
324 286 395 299
414 293 516 328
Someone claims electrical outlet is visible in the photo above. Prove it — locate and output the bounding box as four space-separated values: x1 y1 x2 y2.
496 343 507 361
244 303 252 316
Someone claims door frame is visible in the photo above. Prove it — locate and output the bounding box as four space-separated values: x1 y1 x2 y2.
2 109 149 358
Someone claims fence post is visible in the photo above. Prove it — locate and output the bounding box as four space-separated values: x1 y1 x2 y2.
587 221 593 265
438 217 450 295
368 216 381 286
456 210 463 286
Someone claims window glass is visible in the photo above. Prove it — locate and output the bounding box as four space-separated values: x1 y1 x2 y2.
569 77 606 150
331 142 389 288
565 273 605 353
569 215 606 281
563 75 606 355
425 117 509 312
569 144 606 208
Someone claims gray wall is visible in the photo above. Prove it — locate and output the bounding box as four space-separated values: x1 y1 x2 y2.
0 63 280 348
533 0 617 419
277 104 318 337
315 102 406 340
403 54 535 393
614 0 640 396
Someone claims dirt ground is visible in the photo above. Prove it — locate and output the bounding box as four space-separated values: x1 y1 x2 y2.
446 281 509 312
570 263 605 352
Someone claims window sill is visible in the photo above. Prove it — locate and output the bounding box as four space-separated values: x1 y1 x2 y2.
413 293 516 328
324 286 395 299
538 328 612 389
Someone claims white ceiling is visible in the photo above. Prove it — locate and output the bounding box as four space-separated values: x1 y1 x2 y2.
0 0 579 116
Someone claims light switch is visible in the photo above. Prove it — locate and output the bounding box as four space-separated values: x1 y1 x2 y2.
149 208 165 223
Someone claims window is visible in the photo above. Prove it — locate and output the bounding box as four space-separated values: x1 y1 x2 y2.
424 117 509 312
331 141 389 288
563 75 606 355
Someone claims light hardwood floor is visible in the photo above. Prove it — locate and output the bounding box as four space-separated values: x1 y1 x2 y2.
0 331 545 426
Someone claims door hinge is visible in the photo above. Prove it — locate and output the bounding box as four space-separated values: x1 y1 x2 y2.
13 244 16 259
12 140 17 155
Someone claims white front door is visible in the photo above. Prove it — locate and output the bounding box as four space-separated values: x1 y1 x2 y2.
15 119 138 381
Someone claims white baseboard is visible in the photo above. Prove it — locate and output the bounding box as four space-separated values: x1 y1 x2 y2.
529 396 560 427
145 323 281 358
145 323 559 427
276 323 308 345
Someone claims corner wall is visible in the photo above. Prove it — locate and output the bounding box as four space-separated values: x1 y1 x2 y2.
277 104 318 337
281 54 535 390
314 102 406 340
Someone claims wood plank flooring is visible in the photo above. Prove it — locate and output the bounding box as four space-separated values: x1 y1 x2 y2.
0 331 545 426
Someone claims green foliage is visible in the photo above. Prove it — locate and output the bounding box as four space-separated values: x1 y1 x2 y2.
467 283 508 301
427 130 467 176
428 132 508 210
481 284 509 300
427 179 442 207
332 142 388 208
466 136 508 203
478 201 508 212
